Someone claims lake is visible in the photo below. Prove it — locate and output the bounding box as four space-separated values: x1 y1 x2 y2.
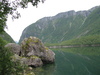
33 47 100 75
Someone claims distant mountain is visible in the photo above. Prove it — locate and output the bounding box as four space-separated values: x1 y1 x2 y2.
19 6 100 44
0 31 15 43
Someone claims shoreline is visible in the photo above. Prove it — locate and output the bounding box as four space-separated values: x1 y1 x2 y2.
48 44 100 48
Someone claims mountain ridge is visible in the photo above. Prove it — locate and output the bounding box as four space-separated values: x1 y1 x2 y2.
19 6 100 44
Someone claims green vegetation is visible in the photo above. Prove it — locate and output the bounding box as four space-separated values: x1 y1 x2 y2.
53 47 100 55
43 6 100 47
0 31 15 43
0 37 7 46
21 37 40 53
19 6 100 46
19 14 86 43
0 0 45 32
45 35 100 46
60 35 100 46
0 37 26 75
0 0 46 75
77 6 100 36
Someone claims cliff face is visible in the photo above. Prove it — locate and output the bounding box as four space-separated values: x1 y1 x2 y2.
19 6 100 44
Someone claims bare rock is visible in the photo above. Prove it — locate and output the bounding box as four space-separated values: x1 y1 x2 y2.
12 54 43 67
41 48 55 63
5 43 21 55
5 36 55 67
20 36 55 63
22 55 43 67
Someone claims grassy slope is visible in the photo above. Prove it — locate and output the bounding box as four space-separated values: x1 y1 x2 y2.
77 7 100 36
45 35 100 46
60 35 100 45
45 7 100 46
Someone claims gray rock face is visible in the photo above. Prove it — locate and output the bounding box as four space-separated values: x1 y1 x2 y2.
12 54 43 67
5 43 21 55
25 56 43 67
20 36 55 63
5 36 55 67
41 49 55 63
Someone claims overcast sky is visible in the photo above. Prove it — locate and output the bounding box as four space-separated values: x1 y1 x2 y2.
5 0 100 42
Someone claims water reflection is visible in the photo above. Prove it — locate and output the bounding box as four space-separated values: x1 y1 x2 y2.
33 63 55 75
33 47 100 75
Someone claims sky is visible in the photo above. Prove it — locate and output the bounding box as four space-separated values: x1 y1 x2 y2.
5 0 100 42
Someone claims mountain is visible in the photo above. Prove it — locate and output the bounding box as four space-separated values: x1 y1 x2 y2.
19 6 100 44
0 31 15 43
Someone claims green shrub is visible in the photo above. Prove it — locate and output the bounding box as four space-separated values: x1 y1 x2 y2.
0 37 25 75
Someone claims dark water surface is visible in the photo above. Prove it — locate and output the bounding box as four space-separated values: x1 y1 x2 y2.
33 47 100 75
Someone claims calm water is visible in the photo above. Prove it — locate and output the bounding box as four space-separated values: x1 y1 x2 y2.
33 47 100 75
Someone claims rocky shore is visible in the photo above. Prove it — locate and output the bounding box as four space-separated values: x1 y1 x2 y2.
5 36 55 67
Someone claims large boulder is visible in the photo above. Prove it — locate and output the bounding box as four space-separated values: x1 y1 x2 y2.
5 43 21 55
20 36 55 63
12 54 43 67
5 36 55 67
5 43 43 67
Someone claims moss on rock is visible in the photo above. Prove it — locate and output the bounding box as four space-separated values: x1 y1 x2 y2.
20 36 55 65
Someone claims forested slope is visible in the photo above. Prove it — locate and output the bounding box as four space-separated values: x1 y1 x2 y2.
0 31 15 43
19 6 100 46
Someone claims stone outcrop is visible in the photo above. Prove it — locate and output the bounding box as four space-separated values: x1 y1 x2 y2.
20 36 55 63
5 36 55 67
5 43 21 55
12 54 43 67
